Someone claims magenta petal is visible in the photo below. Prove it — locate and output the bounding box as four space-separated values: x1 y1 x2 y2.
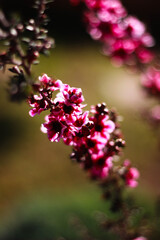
105 120 115 133
39 74 51 84
127 179 138 188
29 109 37 117
130 167 140 179
40 124 47 133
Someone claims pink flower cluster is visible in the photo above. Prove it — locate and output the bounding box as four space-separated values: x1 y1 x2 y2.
71 103 125 179
141 67 160 98
71 0 154 67
28 74 139 184
29 74 87 143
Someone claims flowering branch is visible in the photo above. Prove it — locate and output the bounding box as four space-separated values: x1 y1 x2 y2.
28 74 144 239
0 1 155 239
0 0 54 101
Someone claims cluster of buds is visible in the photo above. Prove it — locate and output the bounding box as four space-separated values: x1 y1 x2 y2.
70 0 154 67
0 0 54 74
0 10 24 69
28 74 139 185
23 0 54 65
0 0 54 101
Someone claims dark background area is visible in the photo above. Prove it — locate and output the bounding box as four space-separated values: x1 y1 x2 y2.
0 0 160 45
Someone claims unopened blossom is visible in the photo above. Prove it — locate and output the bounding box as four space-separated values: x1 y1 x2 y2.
123 160 140 188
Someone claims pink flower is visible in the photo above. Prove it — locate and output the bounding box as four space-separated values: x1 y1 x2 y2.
73 111 90 128
105 39 136 66
50 79 64 91
136 48 154 64
28 94 48 117
125 167 140 188
58 86 84 105
123 159 131 167
41 116 67 142
39 74 51 84
101 157 113 178
141 33 155 48
124 16 145 39
133 237 147 240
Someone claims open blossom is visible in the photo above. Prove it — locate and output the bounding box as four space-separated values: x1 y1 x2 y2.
124 16 145 39
41 116 67 142
28 74 139 185
28 94 48 117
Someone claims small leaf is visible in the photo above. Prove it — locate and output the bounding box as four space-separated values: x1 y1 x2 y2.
10 28 17 36
22 37 30 43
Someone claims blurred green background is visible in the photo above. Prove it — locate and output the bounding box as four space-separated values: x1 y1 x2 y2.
0 0 160 239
